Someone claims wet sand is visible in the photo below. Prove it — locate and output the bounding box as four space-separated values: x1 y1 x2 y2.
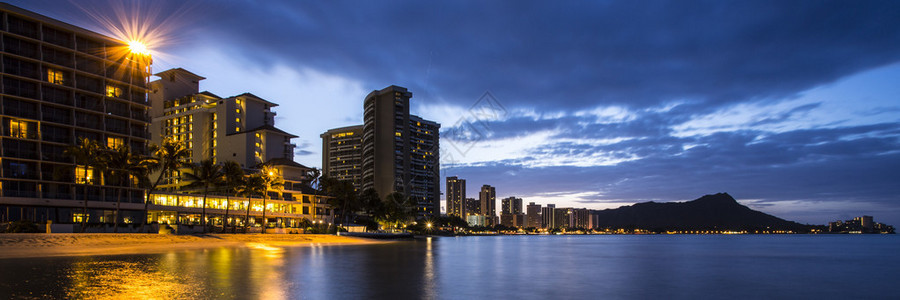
0 233 383 259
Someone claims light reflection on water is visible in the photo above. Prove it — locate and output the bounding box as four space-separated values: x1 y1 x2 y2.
0 235 898 299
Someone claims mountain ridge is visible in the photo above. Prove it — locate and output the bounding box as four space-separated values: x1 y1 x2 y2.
593 193 808 231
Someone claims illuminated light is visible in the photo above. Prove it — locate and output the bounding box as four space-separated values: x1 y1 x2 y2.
128 40 150 55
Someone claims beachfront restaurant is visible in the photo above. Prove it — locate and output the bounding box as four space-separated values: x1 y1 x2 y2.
148 192 334 233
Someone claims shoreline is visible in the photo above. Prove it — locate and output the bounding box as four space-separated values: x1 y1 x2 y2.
0 233 386 259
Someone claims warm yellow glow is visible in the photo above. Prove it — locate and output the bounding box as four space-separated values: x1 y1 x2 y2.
128 40 150 55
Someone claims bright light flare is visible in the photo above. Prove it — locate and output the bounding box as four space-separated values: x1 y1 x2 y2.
128 40 150 55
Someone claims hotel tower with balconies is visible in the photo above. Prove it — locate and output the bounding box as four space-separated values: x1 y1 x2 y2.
0 3 152 224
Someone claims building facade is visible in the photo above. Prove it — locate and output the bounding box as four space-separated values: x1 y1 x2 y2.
361 85 440 218
446 176 466 218
320 125 362 191
479 184 496 226
0 4 151 224
147 68 329 230
526 202 542 228
541 204 556 229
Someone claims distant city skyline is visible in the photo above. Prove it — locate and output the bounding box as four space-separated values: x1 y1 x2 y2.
12 0 900 225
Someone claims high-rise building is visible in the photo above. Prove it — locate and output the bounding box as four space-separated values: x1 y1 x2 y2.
320 125 363 190
0 3 152 224
501 197 523 215
446 176 466 218
571 208 591 229
526 202 542 228
541 204 556 229
361 85 440 218
479 185 496 225
466 197 479 215
554 207 569 229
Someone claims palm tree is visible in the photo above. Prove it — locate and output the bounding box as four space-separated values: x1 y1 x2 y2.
65 138 105 233
257 164 284 234
142 139 190 231
221 161 244 233
321 176 359 228
183 159 224 234
106 145 148 233
235 174 265 233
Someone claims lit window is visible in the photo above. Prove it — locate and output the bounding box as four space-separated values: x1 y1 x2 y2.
188 141 193 148
75 166 95 184
106 137 124 148
235 117 241 123
255 133 261 139
236 99 242 105
212 140 217 147
236 108 241 114
255 142 261 148
211 113 217 121
9 120 28 138
236 127 241 132
47 69 65 85
188 115 193 122
106 85 122 98
395 132 401 137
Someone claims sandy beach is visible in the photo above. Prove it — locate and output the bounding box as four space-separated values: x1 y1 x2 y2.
0 233 383 259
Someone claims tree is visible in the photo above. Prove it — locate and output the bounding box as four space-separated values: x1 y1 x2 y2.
257 165 284 234
65 137 106 233
359 188 382 217
320 176 360 228
183 159 224 234
221 161 244 233
235 174 265 233
377 192 417 232
142 139 190 232
106 145 153 233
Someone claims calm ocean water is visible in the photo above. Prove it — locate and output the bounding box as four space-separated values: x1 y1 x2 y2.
0 235 897 299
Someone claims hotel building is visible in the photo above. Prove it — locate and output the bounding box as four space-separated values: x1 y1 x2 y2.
479 184 496 226
526 202 542 228
500 196 524 227
445 176 466 218
0 4 151 224
320 125 363 191
147 68 331 229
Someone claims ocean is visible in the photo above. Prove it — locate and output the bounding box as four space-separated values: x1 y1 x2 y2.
0 235 897 299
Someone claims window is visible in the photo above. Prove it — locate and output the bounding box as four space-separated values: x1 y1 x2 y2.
47 69 65 84
235 117 241 123
106 85 122 98
235 127 241 132
235 99 242 106
75 166 95 184
395 131 402 137
9 120 28 138
106 137 124 148
235 108 241 114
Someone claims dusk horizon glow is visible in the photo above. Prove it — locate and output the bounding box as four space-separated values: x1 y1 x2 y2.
13 0 900 225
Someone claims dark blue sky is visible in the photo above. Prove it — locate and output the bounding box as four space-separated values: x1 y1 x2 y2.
15 0 900 225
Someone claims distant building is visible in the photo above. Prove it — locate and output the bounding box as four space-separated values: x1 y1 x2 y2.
541 204 556 229
466 197 479 215
526 202 542 228
467 214 488 227
828 215 893 234
446 176 466 218
554 208 569 229
500 196 523 227
320 125 363 191
360 85 440 218
501 197 523 215
480 185 496 225
571 208 591 229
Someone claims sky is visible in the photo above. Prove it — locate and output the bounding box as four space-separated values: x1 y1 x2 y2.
12 0 900 225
